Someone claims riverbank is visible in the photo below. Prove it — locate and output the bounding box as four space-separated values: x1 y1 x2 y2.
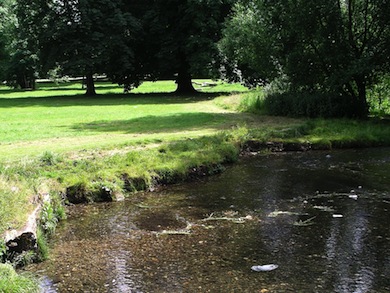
1 81 390 290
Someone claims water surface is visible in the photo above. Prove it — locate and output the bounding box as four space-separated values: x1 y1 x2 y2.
27 148 390 292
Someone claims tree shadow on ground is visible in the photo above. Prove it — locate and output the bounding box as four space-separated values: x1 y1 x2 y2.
70 112 243 134
0 92 231 108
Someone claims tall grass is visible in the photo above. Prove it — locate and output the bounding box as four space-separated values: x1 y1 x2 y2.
0 264 39 293
0 176 34 233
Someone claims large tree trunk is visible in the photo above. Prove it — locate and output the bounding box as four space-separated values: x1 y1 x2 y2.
175 55 197 94
17 74 35 90
344 77 369 119
85 72 97 96
355 78 369 119
175 71 197 94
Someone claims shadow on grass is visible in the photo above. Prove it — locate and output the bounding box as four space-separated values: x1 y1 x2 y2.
71 112 241 134
0 92 231 108
0 82 121 93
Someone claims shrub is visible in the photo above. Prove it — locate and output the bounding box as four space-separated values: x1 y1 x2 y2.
368 75 390 116
263 91 356 118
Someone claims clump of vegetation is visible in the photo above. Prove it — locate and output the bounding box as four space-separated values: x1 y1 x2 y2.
0 176 33 233
214 91 264 114
368 75 390 117
0 263 39 293
36 228 49 262
263 91 355 118
39 194 66 236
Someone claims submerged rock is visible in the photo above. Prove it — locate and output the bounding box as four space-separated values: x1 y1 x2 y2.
251 264 279 272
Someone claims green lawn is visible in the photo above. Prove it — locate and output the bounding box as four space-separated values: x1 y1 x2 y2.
0 80 249 161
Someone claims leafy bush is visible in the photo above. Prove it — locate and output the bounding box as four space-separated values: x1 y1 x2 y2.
368 75 390 116
263 91 356 118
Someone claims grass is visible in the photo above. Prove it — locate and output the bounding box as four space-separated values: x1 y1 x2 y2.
0 80 247 161
1 80 390 243
0 264 39 293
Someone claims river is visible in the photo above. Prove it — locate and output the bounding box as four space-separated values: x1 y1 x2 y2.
26 148 390 292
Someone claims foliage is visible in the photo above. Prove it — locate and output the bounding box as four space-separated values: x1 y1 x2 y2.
0 0 16 81
39 151 63 167
9 0 235 94
214 91 265 114
33 0 140 95
263 91 355 118
10 251 36 268
368 74 390 116
39 194 66 236
36 228 49 261
125 0 235 93
237 91 265 114
0 263 39 293
3 0 42 89
221 0 390 118
219 1 277 87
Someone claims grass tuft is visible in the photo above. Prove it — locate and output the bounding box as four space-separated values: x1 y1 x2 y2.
0 263 39 293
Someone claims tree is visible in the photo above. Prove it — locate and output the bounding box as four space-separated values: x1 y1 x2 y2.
2 0 43 89
37 0 140 95
125 0 234 94
0 0 39 88
219 1 278 87
221 0 390 118
0 0 13 82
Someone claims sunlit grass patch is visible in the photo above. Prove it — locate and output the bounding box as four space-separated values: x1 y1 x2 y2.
0 81 245 162
0 175 35 233
0 263 39 293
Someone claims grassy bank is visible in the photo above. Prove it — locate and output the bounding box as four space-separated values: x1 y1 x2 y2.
1 81 390 230
1 81 390 233
1 81 390 289
0 264 39 293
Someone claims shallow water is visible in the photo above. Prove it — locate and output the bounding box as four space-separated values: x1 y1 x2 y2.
26 148 390 292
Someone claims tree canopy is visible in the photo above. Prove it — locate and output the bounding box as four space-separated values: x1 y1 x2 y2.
35 0 140 95
120 0 233 94
1 0 390 117
221 0 390 118
1 0 233 95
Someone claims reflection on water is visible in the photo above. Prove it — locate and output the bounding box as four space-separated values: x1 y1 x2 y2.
26 148 390 292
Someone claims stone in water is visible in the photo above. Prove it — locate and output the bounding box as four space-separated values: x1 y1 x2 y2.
251 264 278 272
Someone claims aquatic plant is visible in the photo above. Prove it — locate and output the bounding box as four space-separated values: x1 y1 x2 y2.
36 228 49 262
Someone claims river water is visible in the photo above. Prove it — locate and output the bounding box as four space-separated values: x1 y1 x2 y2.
26 148 390 292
